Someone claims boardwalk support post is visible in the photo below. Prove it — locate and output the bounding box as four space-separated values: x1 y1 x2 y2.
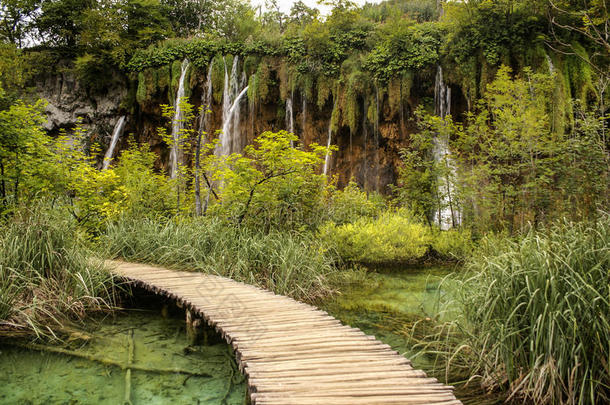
186 309 204 345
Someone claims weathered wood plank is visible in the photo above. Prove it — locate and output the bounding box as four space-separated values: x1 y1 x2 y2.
107 261 461 405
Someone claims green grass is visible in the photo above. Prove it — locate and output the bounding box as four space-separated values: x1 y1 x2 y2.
0 207 118 338
100 216 337 303
418 218 609 404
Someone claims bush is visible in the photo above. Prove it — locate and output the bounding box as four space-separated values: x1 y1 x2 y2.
325 181 386 225
442 218 610 404
101 216 337 303
320 210 431 265
429 228 473 261
0 207 117 337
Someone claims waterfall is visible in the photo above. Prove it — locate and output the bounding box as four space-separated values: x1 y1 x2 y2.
169 58 190 179
217 86 249 156
362 98 369 189
323 99 338 176
199 62 214 137
433 65 461 230
286 96 294 146
102 116 126 170
545 53 555 74
374 84 380 191
216 56 247 156
323 123 333 176
434 65 451 118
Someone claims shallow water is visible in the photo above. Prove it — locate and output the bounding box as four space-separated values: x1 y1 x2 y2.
0 310 246 405
324 266 458 367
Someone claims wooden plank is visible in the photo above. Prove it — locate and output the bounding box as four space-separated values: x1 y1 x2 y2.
108 261 461 405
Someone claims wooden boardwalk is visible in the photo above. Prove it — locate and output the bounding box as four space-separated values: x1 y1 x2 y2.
109 261 461 405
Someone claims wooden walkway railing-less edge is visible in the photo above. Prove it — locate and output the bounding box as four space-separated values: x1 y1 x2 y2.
109 261 462 405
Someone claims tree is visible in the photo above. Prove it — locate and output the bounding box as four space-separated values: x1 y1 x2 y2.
548 0 610 80
289 1 319 27
36 0 95 48
0 100 49 208
208 131 329 230
0 0 40 47
262 0 286 32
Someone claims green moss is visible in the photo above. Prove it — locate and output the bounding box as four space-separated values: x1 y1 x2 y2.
565 42 598 105
317 76 333 110
211 55 225 104
136 72 147 105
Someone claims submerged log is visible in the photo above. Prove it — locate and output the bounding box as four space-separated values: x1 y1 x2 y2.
8 342 213 378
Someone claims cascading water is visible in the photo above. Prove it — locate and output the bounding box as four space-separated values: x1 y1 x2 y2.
169 58 190 179
323 124 333 176
433 65 461 230
102 116 126 170
374 84 380 191
216 56 248 156
323 99 338 176
217 86 249 156
362 98 369 189
286 95 294 146
199 62 214 137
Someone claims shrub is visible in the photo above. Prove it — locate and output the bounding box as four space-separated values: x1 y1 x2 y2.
320 210 431 265
325 181 386 225
429 228 473 261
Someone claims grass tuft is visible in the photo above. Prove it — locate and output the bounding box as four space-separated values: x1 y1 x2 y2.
100 216 337 303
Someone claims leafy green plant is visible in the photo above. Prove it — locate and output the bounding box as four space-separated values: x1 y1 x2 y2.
325 181 385 225
320 209 431 265
208 130 329 231
429 228 473 261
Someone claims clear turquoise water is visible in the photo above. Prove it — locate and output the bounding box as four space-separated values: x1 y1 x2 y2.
0 310 246 405
323 266 458 367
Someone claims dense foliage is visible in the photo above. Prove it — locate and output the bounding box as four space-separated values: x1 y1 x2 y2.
0 207 117 337
0 2 608 404
445 219 609 404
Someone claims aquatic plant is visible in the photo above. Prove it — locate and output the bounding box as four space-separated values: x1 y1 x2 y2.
0 207 118 338
418 218 610 404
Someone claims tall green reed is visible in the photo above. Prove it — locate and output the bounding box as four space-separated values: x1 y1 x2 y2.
101 216 337 302
419 218 609 404
0 207 118 338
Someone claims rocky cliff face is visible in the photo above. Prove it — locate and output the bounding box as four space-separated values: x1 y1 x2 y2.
37 66 129 152
36 65 465 193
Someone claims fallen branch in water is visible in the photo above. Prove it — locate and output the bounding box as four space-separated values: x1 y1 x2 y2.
7 341 213 378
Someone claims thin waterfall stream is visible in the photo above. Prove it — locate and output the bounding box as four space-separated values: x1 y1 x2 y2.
286 96 294 147
102 116 126 170
216 56 248 156
433 65 461 230
169 59 190 179
195 61 214 216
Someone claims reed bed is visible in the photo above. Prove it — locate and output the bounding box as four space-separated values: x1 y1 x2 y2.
0 208 118 338
101 216 337 303
417 218 609 404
